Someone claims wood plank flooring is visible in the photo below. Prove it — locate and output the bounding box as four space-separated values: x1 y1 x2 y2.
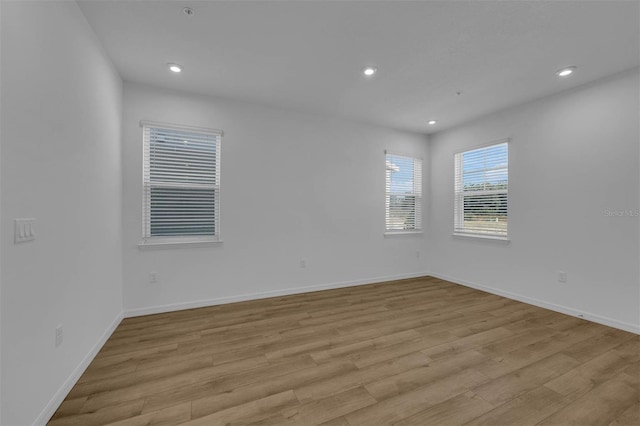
50 276 639 425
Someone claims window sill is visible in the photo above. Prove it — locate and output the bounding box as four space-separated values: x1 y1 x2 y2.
453 232 510 243
138 238 223 250
384 231 424 238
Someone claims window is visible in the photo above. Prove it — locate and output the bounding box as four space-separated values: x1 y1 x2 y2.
141 121 221 245
385 152 422 233
454 141 508 239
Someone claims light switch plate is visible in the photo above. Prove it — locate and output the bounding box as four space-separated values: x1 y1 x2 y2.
14 218 36 243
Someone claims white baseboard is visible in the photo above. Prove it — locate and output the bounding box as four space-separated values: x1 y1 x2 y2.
33 311 124 425
429 272 640 335
124 271 432 317
28 272 636 425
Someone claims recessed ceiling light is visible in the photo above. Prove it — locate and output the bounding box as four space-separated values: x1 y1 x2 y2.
556 66 576 77
168 63 183 73
428 120 437 125
363 66 377 77
183 7 194 16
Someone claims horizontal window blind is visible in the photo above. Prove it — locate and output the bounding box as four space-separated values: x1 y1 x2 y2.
385 153 422 232
143 124 221 240
454 142 508 237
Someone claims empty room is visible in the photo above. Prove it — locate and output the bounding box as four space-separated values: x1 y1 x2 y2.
1 0 639 425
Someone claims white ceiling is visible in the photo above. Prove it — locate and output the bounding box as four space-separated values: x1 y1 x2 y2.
78 0 639 134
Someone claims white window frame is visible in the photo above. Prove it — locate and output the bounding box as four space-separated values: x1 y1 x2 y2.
454 139 509 240
139 120 223 248
385 151 423 236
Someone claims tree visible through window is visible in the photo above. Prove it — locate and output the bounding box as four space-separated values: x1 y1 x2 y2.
385 153 422 232
142 122 221 244
454 141 508 238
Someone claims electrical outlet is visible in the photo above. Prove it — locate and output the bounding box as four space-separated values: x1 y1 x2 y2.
149 272 158 283
55 325 63 347
558 271 567 283
14 218 36 243
300 259 306 269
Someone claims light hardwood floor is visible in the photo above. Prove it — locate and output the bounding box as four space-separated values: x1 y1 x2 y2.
50 276 639 425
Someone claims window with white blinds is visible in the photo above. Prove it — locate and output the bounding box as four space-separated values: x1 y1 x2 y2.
142 122 221 244
385 153 423 233
454 141 508 239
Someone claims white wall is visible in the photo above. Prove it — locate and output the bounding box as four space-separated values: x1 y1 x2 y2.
428 69 640 333
1 2 636 423
122 83 429 315
0 2 123 424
